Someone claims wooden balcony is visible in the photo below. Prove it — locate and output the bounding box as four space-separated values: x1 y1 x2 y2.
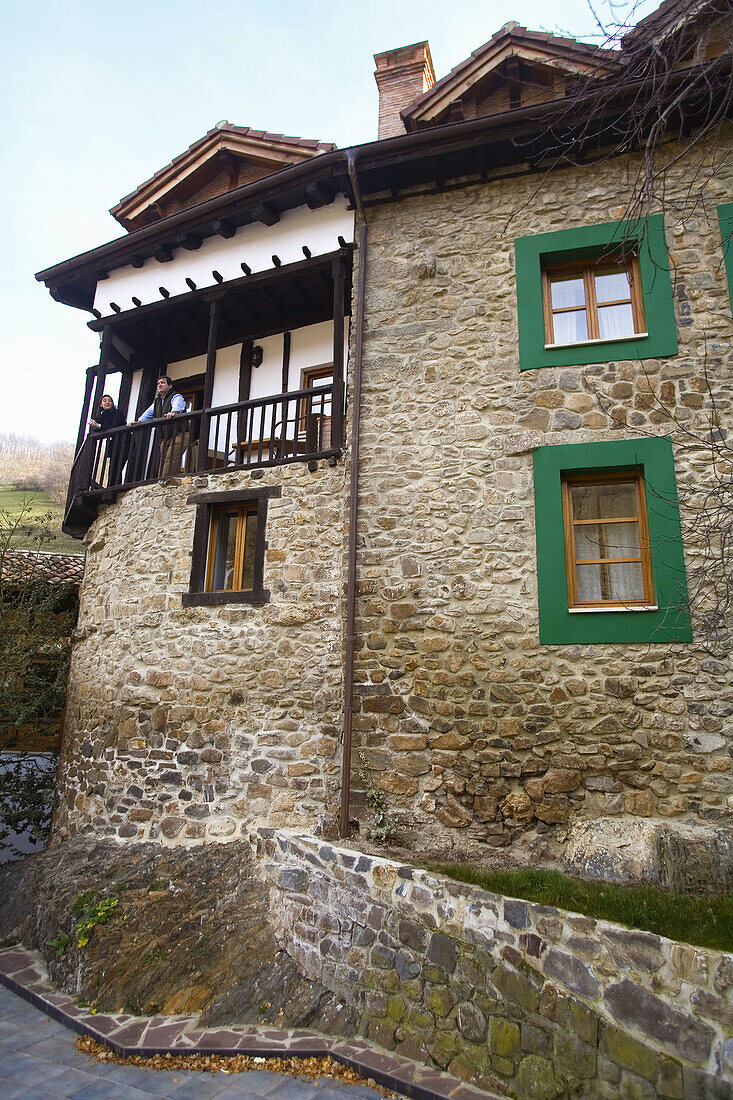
63 382 342 538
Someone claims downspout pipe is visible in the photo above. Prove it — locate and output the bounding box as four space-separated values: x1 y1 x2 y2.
339 149 368 838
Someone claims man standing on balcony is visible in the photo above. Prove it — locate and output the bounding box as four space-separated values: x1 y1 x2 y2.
137 377 187 478
138 376 186 421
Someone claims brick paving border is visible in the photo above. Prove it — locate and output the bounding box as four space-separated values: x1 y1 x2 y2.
0 946 499 1100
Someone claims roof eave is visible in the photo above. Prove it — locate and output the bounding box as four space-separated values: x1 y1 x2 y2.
36 149 353 310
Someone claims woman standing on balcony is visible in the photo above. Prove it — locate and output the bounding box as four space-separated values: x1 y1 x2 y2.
89 395 127 486
89 394 126 433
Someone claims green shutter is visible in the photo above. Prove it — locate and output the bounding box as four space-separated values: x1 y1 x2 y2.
717 203 733 308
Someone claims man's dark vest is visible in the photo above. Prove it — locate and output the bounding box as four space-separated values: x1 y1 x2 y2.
153 390 180 419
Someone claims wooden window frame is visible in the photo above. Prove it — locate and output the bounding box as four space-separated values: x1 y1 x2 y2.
542 254 645 347
205 503 258 594
183 486 281 607
561 469 655 610
515 215 678 371
298 364 333 434
532 438 691 645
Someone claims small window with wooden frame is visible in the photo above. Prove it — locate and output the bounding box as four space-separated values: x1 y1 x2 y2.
183 486 281 607
515 216 677 371
299 365 333 427
206 504 258 594
299 364 333 447
542 254 645 348
562 470 655 610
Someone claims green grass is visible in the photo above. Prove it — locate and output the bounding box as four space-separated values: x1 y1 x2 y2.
429 863 733 952
0 488 82 555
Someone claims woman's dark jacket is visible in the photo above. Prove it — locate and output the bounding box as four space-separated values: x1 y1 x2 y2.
92 407 126 432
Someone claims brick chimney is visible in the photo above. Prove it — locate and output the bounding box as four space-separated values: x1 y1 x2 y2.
374 41 435 140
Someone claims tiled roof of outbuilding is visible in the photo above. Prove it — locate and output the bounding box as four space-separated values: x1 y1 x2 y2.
1 550 85 588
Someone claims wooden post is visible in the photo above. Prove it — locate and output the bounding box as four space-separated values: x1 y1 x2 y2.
197 298 221 472
281 331 291 393
237 338 253 454
118 369 134 423
135 360 159 418
89 326 113 430
331 254 346 448
74 365 97 455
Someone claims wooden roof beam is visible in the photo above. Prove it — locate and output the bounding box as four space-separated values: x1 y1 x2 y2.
251 202 279 226
87 249 345 331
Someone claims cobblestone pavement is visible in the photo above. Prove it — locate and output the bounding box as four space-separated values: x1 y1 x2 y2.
0 986 386 1100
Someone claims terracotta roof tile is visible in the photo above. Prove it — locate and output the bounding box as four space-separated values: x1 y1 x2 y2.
112 124 337 218
2 550 85 588
622 0 717 47
402 23 620 120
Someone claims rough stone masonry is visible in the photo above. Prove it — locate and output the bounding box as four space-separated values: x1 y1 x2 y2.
51 141 733 884
259 831 733 1100
349 141 733 877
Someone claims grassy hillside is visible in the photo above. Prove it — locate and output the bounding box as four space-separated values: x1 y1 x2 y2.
0 488 83 556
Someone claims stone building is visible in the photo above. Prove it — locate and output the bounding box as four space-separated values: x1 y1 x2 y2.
37 0 733 884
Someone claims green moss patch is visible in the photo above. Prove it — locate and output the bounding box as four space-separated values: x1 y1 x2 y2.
429 864 733 952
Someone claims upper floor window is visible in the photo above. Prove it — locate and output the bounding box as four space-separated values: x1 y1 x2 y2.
542 256 645 347
561 471 654 610
299 364 333 447
532 437 691 645
515 215 677 370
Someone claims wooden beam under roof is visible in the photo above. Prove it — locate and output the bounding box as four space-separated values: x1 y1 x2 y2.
87 248 350 331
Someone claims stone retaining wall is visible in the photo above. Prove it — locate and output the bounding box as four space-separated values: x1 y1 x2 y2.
258 829 733 1099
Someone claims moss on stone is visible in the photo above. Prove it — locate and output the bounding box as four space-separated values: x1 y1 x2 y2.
516 1054 562 1100
490 1016 521 1056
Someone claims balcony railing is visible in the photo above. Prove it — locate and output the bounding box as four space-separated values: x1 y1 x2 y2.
64 383 342 535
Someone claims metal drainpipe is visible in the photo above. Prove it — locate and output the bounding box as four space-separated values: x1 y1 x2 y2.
339 149 368 838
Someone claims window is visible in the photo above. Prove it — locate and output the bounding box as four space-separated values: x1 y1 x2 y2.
718 203 733 309
543 255 644 346
515 215 677 370
299 365 333 443
183 486 281 607
562 471 654 610
206 504 258 593
533 438 691 644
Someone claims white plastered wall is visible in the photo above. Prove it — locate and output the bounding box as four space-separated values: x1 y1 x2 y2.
125 319 343 443
119 317 345 423
93 200 354 319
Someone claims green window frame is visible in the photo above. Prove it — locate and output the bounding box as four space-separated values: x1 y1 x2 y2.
515 215 678 370
717 203 733 307
533 437 692 645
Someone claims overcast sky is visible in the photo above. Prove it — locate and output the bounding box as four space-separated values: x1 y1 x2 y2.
1 0 658 445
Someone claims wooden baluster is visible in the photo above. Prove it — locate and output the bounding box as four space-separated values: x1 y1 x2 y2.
306 391 316 454
224 409 232 469
74 366 96 456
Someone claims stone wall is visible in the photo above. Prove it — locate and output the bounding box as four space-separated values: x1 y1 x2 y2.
258 830 733 1099
53 460 347 843
55 138 733 874
349 141 733 872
